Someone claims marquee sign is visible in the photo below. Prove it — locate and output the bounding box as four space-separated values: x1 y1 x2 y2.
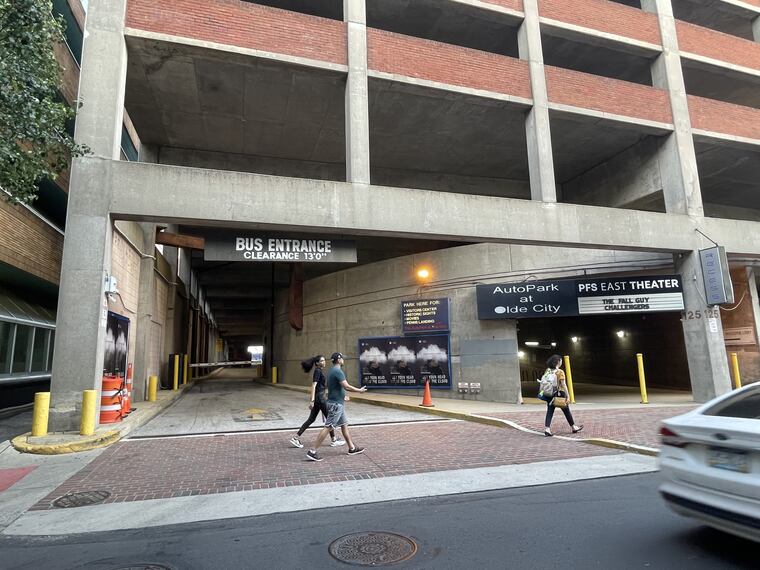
204 233 357 263
477 275 684 319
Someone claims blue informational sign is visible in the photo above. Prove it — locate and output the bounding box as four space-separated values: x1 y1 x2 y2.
358 334 451 389
401 298 450 334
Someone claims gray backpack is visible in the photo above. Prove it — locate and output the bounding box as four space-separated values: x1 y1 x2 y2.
538 369 557 398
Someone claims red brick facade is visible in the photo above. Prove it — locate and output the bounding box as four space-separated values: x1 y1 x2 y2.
540 0 661 45
125 0 347 66
482 0 523 11
545 66 673 124
688 95 760 141
676 20 760 72
367 29 532 99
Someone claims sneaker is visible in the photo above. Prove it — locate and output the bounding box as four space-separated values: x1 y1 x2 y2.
544 429 553 437
289 436 303 448
306 449 323 462
572 425 584 434
347 446 365 455
330 439 346 447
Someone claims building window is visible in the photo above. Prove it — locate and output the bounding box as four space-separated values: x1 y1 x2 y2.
0 321 12 374
11 325 32 374
31 329 50 372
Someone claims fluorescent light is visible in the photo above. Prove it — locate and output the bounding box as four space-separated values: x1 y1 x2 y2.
616 330 625 338
550 342 557 347
524 341 539 346
571 336 578 343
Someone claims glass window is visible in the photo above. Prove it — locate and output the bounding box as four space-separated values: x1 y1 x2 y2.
12 325 32 373
31 329 50 372
704 389 760 420
48 331 56 372
0 321 12 374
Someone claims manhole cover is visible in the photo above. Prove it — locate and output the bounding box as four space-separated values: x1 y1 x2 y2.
52 490 111 508
329 532 417 566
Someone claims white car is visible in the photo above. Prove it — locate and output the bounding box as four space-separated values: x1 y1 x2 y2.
659 382 760 543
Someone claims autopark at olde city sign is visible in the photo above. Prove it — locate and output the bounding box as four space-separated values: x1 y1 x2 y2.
476 275 685 319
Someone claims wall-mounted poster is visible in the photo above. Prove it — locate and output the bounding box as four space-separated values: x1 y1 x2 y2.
358 334 451 389
103 311 129 376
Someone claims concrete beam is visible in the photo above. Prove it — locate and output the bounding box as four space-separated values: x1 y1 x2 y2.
87 157 760 255
643 0 705 217
344 0 371 184
519 0 558 203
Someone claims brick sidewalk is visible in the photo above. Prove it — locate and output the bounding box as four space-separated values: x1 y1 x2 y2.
32 421 618 510
485 405 698 448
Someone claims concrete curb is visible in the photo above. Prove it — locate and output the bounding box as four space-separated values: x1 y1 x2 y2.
9 381 196 455
266 382 661 457
10 430 121 455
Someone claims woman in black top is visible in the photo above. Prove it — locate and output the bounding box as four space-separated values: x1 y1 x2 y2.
289 355 345 448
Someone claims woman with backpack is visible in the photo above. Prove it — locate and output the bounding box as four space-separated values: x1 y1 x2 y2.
289 355 345 448
539 354 583 437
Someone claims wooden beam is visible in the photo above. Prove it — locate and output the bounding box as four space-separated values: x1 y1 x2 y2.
155 230 205 250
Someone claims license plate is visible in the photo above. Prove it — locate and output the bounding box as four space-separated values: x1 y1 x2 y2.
708 447 750 473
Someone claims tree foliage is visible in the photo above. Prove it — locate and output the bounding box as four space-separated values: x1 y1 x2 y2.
0 0 86 204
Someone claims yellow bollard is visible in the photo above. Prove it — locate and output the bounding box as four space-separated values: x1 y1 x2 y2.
183 354 188 385
636 353 649 404
148 375 158 402
173 354 179 390
730 352 742 389
272 366 278 384
31 392 50 437
79 390 98 436
563 355 576 404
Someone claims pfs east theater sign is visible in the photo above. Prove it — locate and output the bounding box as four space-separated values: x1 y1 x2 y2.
477 275 684 319
205 234 357 263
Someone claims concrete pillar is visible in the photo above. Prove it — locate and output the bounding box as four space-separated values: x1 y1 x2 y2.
748 267 760 346
518 0 557 203
674 251 732 402
344 0 371 184
131 224 157 401
642 0 704 217
49 0 127 429
752 17 760 43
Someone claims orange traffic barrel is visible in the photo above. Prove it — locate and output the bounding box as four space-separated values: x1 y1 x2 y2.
100 374 123 424
122 365 132 414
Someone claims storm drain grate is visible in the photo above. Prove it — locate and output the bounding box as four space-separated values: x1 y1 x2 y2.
329 532 417 566
52 490 111 508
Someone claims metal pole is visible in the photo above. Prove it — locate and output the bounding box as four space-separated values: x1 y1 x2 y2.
79 390 98 436
636 353 649 404
173 354 180 390
563 355 576 404
148 375 158 401
31 392 50 436
730 352 742 389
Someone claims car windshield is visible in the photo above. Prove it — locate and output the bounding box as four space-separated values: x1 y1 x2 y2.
702 387 760 420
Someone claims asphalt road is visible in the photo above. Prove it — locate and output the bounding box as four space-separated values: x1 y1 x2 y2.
0 472 754 569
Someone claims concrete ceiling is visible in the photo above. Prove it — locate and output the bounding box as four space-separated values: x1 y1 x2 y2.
549 111 651 183
368 79 530 180
541 34 654 86
124 37 346 164
672 0 756 40
366 0 520 57
695 141 760 209
682 61 760 109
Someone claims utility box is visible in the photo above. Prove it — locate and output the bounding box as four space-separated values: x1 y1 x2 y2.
457 382 469 394
469 383 482 394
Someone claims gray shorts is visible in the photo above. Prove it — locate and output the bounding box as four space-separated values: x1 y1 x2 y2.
324 401 348 428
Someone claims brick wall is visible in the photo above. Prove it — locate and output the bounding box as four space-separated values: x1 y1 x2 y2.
688 95 760 141
482 0 523 11
546 66 672 124
0 201 62 284
367 29 532 99
109 231 141 374
126 0 347 66
540 0 661 45
676 20 760 72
